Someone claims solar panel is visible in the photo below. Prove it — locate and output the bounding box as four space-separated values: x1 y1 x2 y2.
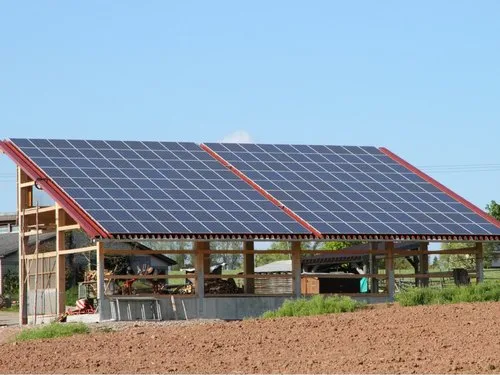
11 139 308 235
204 143 500 236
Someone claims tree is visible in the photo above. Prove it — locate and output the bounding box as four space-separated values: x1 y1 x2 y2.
484 200 500 268
255 242 290 267
439 242 475 270
210 241 243 270
486 200 500 220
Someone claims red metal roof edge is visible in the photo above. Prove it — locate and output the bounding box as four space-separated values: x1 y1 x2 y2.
108 232 499 242
0 140 110 239
200 143 324 238
379 147 500 229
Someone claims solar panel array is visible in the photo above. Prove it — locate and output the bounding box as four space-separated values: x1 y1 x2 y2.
9 138 500 238
11 139 308 235
205 143 500 236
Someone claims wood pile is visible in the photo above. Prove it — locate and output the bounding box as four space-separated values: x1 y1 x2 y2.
205 278 243 294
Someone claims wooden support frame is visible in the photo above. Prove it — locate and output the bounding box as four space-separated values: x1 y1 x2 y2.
419 242 429 287
96 241 105 319
369 242 379 293
194 241 209 316
385 241 395 300
55 204 65 314
243 241 255 294
18 167 29 324
291 241 301 298
475 242 484 283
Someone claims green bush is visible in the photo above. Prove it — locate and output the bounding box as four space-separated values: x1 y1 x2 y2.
396 281 500 306
15 322 89 342
261 295 365 318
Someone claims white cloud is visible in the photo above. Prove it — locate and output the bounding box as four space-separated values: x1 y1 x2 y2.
220 130 253 143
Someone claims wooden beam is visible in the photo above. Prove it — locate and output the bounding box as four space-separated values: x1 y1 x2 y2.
385 241 395 300
369 242 379 293
107 274 199 280
303 249 387 256
20 180 35 188
194 241 209 316
419 242 429 287
394 272 454 279
301 273 387 279
103 249 195 255
22 205 57 216
58 246 97 255
291 241 301 298
243 241 255 294
96 241 105 320
23 251 58 260
55 203 66 315
17 167 28 325
57 224 81 232
475 242 484 283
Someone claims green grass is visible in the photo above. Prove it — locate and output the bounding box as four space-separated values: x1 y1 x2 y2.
0 305 19 312
261 295 365 319
395 281 500 306
14 322 89 342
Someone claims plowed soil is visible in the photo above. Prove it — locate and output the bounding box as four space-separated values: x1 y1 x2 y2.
1 302 499 374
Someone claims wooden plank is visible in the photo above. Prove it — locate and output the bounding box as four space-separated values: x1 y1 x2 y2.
20 180 35 188
57 224 80 232
392 248 477 256
394 272 453 278
22 205 57 215
107 274 198 280
302 249 387 256
103 249 195 255
23 251 58 260
302 273 387 279
58 246 97 255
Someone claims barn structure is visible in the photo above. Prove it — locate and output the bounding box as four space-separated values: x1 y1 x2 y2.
1 138 499 324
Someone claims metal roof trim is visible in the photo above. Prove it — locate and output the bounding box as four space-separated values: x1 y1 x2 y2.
0 139 111 239
200 143 323 238
379 147 500 229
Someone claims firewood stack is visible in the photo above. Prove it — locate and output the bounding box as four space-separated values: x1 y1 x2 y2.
205 278 243 294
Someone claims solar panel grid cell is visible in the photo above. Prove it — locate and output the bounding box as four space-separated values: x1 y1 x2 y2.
12 139 308 236
205 142 498 236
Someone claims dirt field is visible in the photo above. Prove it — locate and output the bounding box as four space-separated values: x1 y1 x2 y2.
0 302 499 374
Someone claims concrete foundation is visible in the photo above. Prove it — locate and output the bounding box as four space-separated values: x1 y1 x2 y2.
106 294 391 321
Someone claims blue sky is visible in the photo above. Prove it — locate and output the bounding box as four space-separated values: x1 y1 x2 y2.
0 1 499 213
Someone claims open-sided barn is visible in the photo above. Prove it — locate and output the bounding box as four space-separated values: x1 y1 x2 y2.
1 138 499 323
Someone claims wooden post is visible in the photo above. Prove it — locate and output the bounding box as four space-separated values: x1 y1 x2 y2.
96 241 105 320
419 242 429 287
194 241 209 317
243 241 255 294
17 167 29 325
0 258 3 296
385 241 395 300
291 242 301 298
475 242 484 283
369 242 379 293
55 204 66 315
